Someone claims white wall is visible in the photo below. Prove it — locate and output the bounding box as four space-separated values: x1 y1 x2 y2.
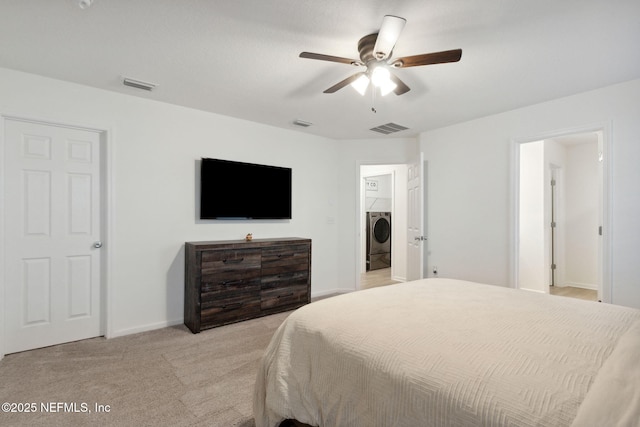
518 141 545 292
0 67 345 342
420 78 640 309
0 67 419 358
3 64 638 361
364 173 392 212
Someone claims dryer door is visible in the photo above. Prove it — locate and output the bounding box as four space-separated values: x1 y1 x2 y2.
373 216 390 244
369 213 391 254
369 213 391 270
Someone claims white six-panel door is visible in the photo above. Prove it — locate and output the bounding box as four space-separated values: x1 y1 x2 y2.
406 152 424 281
4 119 102 354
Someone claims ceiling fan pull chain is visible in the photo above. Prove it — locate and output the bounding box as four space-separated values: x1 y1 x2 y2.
371 85 377 113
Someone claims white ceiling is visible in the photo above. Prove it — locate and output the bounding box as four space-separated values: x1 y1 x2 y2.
1 0 639 140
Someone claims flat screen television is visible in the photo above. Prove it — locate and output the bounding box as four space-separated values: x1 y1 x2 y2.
200 158 292 219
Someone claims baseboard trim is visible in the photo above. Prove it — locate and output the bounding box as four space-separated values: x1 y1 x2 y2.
561 282 598 291
521 288 546 294
110 318 184 339
110 288 357 338
311 288 352 300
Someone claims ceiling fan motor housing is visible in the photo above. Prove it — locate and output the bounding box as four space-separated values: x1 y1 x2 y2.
358 34 381 65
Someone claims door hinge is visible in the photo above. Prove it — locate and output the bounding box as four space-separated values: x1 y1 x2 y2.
551 179 556 186
599 226 603 236
551 222 556 228
551 263 557 270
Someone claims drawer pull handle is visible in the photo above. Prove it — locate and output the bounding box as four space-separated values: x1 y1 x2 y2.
278 293 294 299
223 257 244 264
277 254 293 258
222 302 242 310
221 280 242 286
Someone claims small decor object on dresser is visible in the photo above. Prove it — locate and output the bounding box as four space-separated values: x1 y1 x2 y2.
184 237 311 333
246 233 253 241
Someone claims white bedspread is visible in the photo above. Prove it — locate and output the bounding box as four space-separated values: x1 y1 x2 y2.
254 278 640 427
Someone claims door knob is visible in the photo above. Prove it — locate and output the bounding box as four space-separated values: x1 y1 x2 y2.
93 241 103 248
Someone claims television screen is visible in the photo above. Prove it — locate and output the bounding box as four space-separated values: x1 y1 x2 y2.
200 158 292 219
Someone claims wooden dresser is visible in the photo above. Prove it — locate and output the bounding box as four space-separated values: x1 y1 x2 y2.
184 237 311 333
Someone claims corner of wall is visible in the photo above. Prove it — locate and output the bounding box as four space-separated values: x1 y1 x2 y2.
0 115 6 360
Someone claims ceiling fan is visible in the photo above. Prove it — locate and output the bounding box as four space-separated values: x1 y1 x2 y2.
300 15 462 97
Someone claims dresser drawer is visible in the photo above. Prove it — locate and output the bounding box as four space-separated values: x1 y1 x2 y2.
261 283 308 312
261 270 309 312
201 249 261 275
201 277 261 300
201 269 261 289
261 270 309 289
200 293 261 329
261 244 310 276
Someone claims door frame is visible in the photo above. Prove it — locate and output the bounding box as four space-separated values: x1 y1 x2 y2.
356 161 409 290
510 122 612 302
0 114 114 359
355 158 422 290
356 163 396 290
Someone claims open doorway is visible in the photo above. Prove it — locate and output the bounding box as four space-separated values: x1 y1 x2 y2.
515 129 608 302
358 165 407 290
364 181 392 273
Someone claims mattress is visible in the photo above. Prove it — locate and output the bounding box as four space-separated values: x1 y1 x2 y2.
254 278 640 427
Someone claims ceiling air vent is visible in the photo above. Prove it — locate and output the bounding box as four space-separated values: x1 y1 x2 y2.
122 77 158 91
370 122 409 135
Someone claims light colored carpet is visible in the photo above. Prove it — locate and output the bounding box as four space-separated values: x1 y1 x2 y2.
0 311 291 427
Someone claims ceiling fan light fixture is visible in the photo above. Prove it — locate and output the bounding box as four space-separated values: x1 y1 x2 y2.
371 66 391 87
379 79 397 96
351 74 370 96
369 67 396 96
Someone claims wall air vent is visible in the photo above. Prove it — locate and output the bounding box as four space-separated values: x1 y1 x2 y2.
122 77 158 91
370 122 409 135
293 119 313 127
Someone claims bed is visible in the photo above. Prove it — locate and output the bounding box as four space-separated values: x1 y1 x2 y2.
253 278 640 427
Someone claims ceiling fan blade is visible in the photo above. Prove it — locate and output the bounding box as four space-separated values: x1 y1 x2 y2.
299 52 362 66
389 73 410 95
392 49 462 68
373 15 406 60
323 72 365 94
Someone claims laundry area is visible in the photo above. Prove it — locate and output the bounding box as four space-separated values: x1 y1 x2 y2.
364 175 392 271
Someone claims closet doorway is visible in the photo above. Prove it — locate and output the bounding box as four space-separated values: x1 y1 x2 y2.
515 129 608 302
358 165 407 290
